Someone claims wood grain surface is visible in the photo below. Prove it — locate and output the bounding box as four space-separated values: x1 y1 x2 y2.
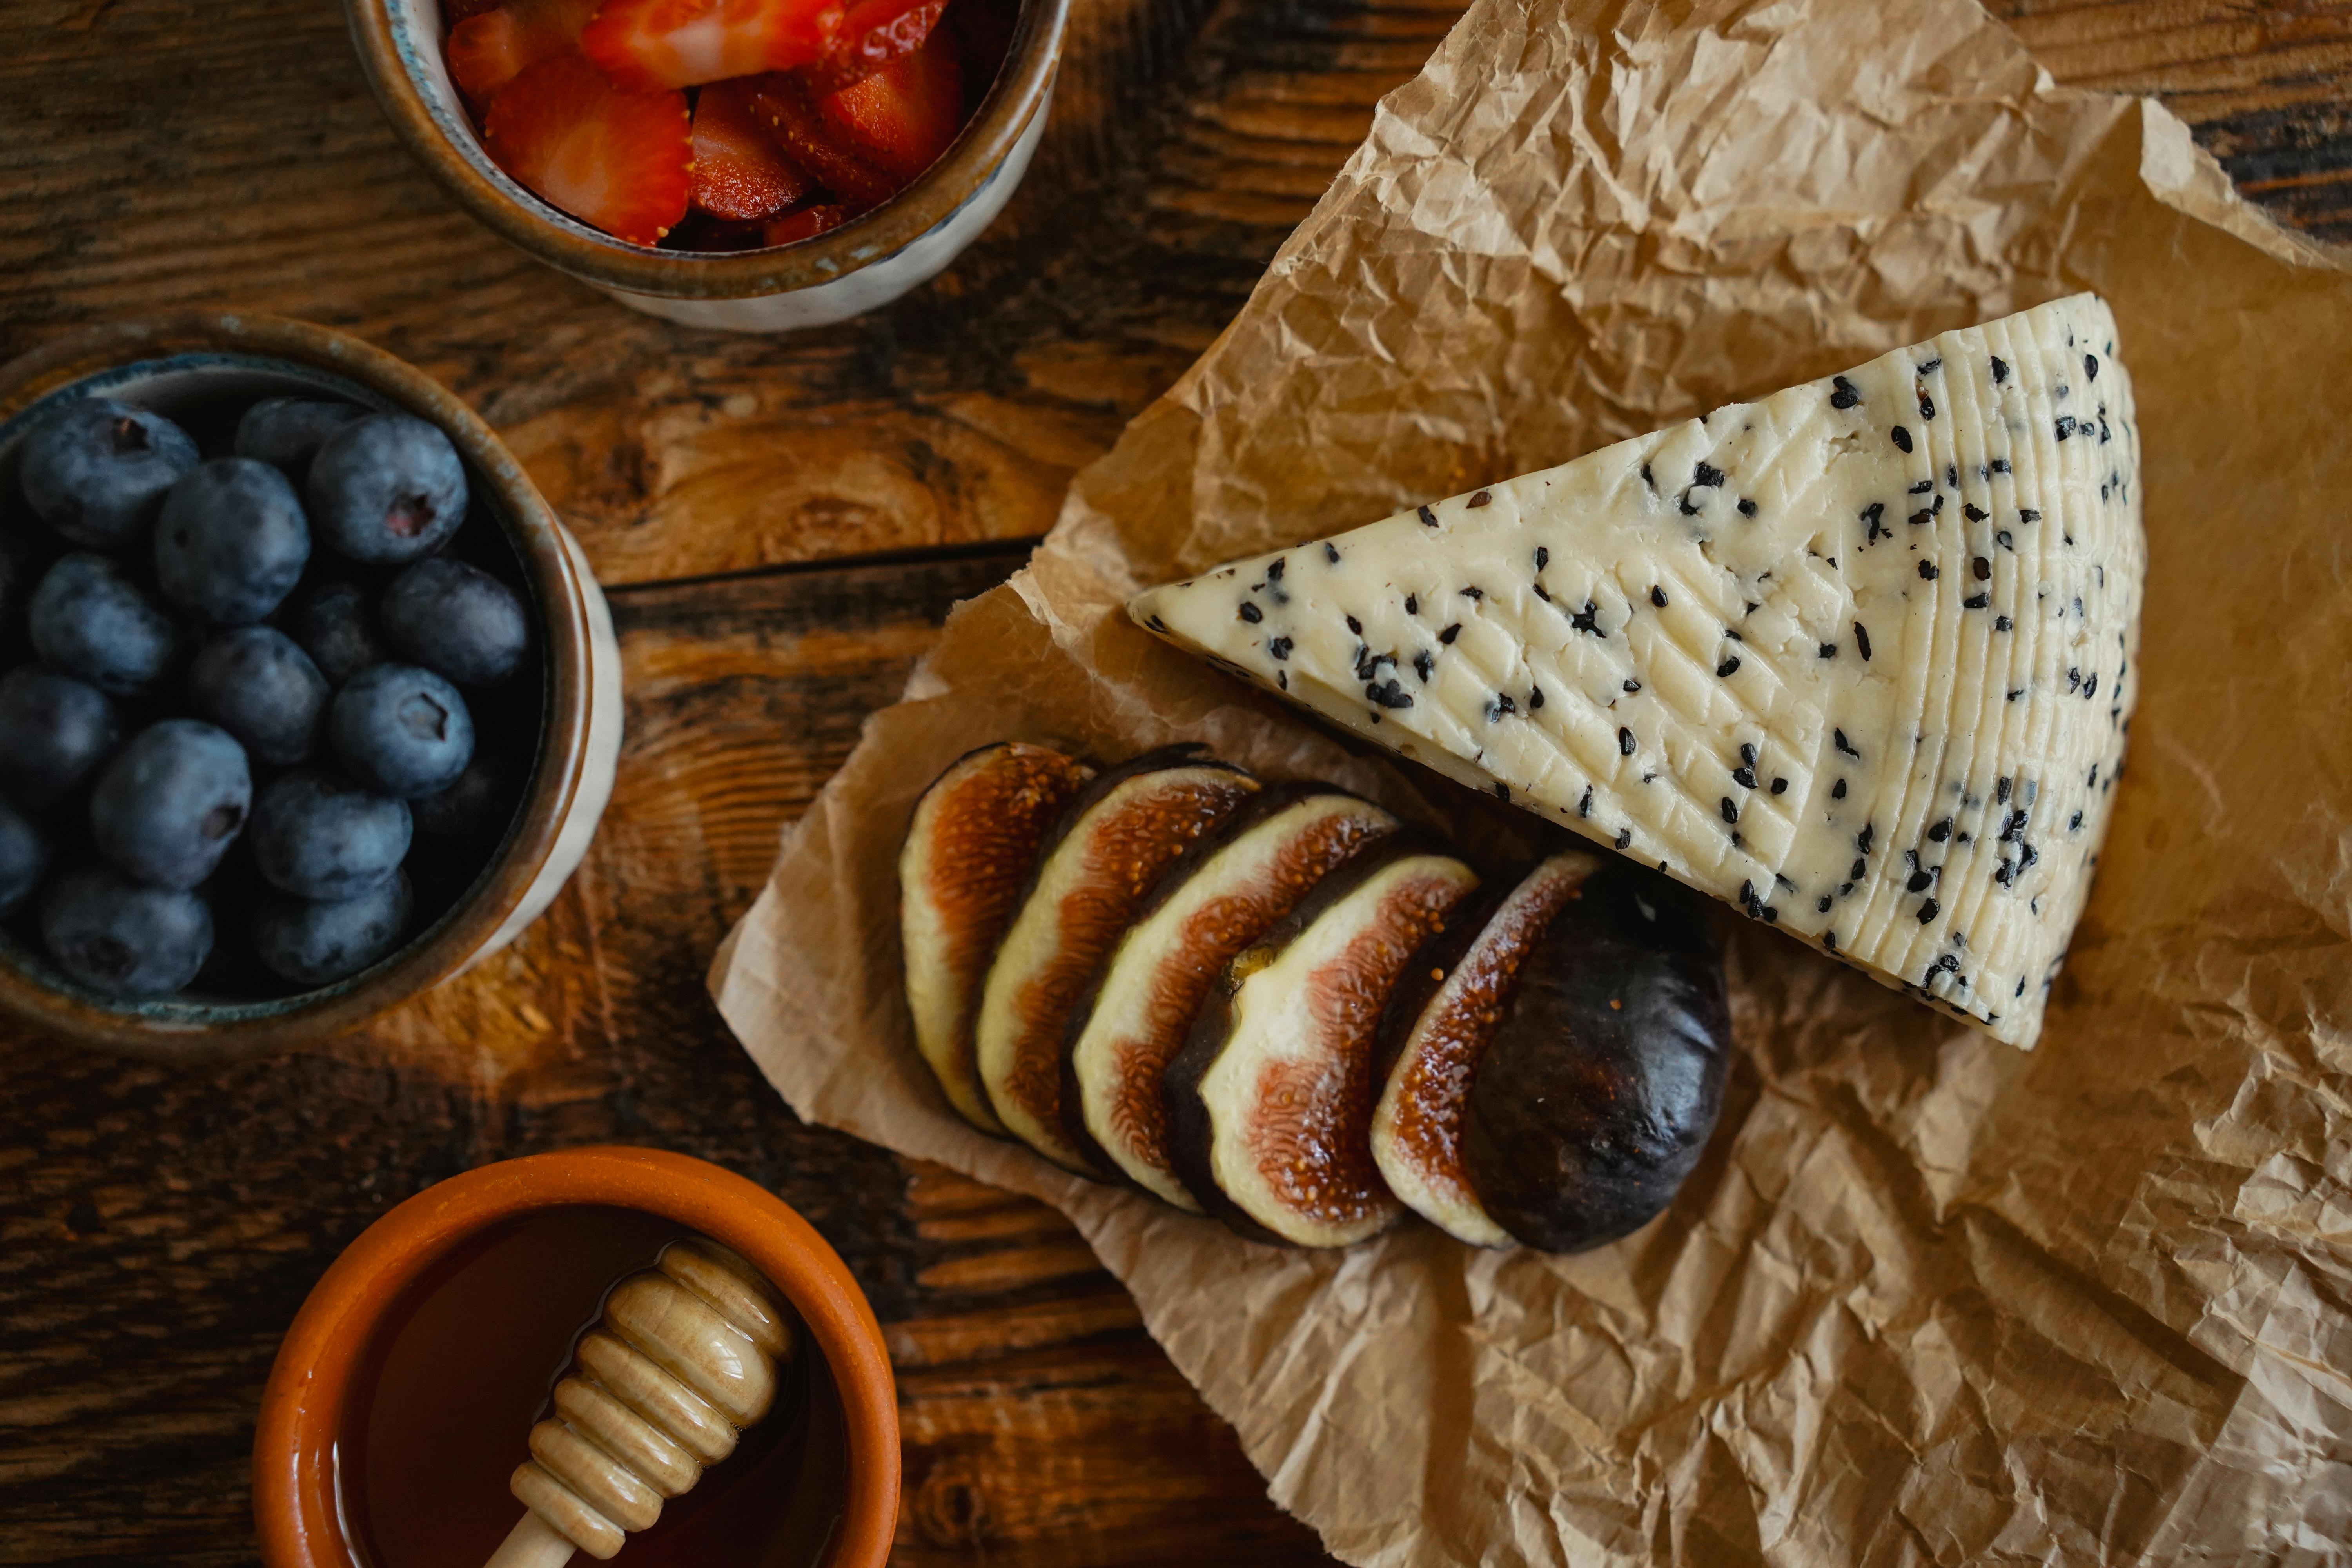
0 0 2345 1563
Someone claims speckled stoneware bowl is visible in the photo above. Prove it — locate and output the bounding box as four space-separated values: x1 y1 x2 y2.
344 0 1070 333
0 313 623 1060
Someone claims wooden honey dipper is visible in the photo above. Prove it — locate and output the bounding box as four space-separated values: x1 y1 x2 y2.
483 1236 797 1567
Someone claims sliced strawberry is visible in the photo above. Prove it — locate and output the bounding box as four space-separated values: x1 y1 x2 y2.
581 0 844 91
690 77 815 221
762 203 851 245
446 0 600 105
741 72 899 211
800 0 942 93
816 31 961 183
483 53 691 245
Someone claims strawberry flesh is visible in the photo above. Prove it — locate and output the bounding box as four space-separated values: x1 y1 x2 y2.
446 0 600 106
582 0 844 91
483 53 692 245
741 72 899 211
762 203 851 245
801 0 942 93
816 31 962 183
691 77 815 220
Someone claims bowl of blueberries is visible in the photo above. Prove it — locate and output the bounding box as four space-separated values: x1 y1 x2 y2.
0 312 622 1057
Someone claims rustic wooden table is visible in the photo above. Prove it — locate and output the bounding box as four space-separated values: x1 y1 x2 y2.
0 1 2344 1563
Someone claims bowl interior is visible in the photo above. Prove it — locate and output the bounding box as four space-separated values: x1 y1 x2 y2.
0 350 550 1027
345 1203 851 1567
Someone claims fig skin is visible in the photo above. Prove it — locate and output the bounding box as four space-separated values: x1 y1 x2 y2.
900 740 1096 1134
975 744 1258 1174
1459 860 1730 1253
1369 851 1596 1248
1163 829 1476 1247
1056 783 1399 1203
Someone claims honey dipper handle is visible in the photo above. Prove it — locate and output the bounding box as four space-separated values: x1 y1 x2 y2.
484 1511 577 1568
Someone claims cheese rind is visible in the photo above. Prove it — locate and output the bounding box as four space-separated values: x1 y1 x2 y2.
1129 295 2143 1048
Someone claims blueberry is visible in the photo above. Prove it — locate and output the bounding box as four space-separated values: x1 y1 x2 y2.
189 628 329 766
155 457 310 625
28 553 183 695
18 398 200 551
0 666 118 808
252 870 411 987
42 863 212 998
307 414 467 565
249 768 411 900
0 798 50 915
330 664 473 799
410 751 522 845
284 578 391 687
380 559 530 685
88 720 251 889
234 397 367 481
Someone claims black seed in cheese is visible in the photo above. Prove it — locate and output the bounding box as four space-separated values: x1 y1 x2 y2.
1996 615 2013 631
1918 899 1940 923
1469 489 1492 507
1855 622 1873 660
1732 766 1757 789
1832 779 1847 799
1918 389 1936 419
1831 376 1862 408
1964 594 1989 609
1650 585 1668 607
1717 656 1741 677
1919 560 1939 580
1346 614 1362 634
1892 426 1914 452
1412 650 1432 681
1694 462 1725 488
1965 504 1988 522
2020 508 2042 523
1529 686 1544 710
1238 601 1263 623
1404 593 1418 615
1622 678 1641 693
1738 499 1758 517
1268 636 1292 659
1836 729 1860 759
1721 798 1739 824
1771 777 1788 794
1534 546 1548 570
1618 727 1636 756
1928 817 1951 842
1324 543 1341 563
1991 355 2010 383
1910 480 1933 495
1418 505 1438 527
1615 828 1632 850
1571 602 1601 635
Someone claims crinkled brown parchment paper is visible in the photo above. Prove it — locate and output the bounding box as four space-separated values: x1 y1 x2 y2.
710 0 2352 1559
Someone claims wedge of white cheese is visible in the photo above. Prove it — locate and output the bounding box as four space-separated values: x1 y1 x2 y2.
1129 294 2142 1048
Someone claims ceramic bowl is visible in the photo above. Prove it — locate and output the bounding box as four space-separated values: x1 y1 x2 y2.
253 1145 900 1568
344 0 1071 333
0 312 623 1060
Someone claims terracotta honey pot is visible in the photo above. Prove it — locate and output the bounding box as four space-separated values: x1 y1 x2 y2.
254 1146 900 1568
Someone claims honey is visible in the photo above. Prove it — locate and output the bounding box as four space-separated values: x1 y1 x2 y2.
342 1204 846 1568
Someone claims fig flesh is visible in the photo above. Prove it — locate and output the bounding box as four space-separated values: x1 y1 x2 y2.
1460 860 1730 1252
1369 850 1597 1247
1165 831 1478 1247
900 741 1096 1133
976 745 1258 1173
1060 786 1399 1209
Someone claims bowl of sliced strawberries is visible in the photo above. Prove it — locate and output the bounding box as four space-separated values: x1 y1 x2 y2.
347 0 1065 331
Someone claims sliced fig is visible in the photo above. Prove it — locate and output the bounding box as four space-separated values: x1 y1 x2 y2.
1369 851 1597 1247
975 745 1259 1172
1460 860 1730 1252
900 741 1097 1133
1060 786 1401 1209
1164 831 1479 1247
